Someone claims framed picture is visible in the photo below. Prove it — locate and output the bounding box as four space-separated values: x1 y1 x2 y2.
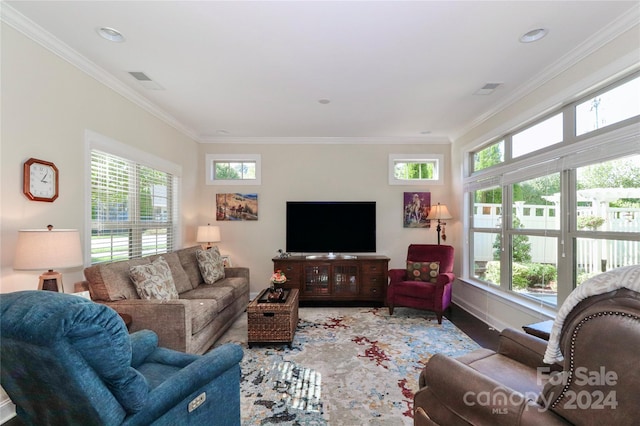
403 191 431 228
216 193 258 221
221 255 232 268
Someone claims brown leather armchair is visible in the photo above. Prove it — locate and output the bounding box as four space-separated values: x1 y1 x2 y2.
414 287 640 425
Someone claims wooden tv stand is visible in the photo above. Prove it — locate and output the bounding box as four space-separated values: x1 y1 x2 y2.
272 255 389 303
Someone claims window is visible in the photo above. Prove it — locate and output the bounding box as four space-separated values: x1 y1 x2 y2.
389 154 444 185
206 154 261 185
574 155 640 284
512 113 563 158
465 73 640 308
87 131 180 265
473 140 504 173
576 75 640 136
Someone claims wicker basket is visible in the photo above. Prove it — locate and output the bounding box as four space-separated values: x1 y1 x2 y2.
247 288 299 346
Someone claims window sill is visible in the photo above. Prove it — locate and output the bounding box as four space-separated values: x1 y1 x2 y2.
456 276 558 320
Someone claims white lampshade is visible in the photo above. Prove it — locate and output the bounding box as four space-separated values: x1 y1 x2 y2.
427 203 453 220
196 225 221 244
14 228 83 271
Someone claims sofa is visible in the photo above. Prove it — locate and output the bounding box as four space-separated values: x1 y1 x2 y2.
76 245 250 354
414 265 640 425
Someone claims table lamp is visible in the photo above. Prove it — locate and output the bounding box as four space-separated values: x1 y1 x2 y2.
196 224 221 249
426 203 453 245
14 225 83 292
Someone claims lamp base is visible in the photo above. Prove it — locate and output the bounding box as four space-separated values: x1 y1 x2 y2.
39 270 63 292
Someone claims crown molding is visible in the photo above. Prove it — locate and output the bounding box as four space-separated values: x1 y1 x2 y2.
1 3 202 143
198 136 451 145
453 4 640 141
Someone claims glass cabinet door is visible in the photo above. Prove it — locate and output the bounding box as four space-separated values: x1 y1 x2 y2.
303 264 330 295
333 265 358 295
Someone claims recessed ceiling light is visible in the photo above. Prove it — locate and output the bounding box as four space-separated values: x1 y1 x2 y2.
97 27 125 43
318 99 331 104
520 28 548 43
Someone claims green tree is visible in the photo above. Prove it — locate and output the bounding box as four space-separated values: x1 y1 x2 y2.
493 216 531 262
474 142 503 172
215 163 240 180
578 157 640 189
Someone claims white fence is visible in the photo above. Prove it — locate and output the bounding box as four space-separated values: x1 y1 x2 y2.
474 203 640 272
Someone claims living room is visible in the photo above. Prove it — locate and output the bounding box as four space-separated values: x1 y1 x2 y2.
1 1 639 424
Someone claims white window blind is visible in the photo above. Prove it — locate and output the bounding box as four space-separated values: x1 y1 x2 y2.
90 149 178 264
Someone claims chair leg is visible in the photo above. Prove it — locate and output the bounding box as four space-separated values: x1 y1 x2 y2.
436 312 443 324
388 305 394 315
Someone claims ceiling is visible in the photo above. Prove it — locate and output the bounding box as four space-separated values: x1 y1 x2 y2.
3 1 639 143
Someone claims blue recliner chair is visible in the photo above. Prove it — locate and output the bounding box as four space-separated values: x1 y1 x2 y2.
0 291 244 426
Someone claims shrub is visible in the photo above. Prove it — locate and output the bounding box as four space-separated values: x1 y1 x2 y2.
485 261 557 290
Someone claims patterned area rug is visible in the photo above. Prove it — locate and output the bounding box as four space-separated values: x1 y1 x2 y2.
214 306 480 425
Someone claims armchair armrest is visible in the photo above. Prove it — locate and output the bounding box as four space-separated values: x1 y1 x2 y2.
436 272 455 286
416 354 567 426
498 328 559 370
388 268 407 283
123 343 244 426
130 330 160 368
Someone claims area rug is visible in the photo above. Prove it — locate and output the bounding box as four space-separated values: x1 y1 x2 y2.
214 306 480 425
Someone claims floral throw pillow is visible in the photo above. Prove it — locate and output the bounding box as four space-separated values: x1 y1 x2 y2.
130 256 179 300
196 246 225 284
407 261 440 283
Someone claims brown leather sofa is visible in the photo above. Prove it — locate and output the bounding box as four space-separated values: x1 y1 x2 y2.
414 287 640 425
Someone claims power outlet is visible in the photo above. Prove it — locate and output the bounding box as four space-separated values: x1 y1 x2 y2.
188 392 206 412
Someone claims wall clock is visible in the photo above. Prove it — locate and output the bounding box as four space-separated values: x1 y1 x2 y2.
23 158 59 202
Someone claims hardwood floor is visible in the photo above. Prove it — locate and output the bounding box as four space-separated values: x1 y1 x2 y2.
2 304 498 426
445 303 500 350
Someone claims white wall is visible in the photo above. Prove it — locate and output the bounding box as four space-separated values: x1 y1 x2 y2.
0 22 204 423
197 142 454 295
1 24 201 294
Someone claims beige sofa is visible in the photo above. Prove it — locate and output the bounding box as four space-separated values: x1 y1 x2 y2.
75 245 249 354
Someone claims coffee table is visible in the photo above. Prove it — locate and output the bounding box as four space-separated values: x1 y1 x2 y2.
247 288 299 348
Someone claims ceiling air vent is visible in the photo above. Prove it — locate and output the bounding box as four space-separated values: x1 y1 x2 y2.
474 83 502 96
128 71 164 90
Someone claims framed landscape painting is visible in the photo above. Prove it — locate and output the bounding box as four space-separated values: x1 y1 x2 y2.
403 191 431 228
216 193 258 221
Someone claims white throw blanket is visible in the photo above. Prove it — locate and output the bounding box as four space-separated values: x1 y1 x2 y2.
543 265 640 364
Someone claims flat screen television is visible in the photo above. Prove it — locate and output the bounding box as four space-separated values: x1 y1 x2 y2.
286 201 376 255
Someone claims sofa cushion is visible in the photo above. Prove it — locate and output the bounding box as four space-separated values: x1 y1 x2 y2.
84 258 150 302
218 277 249 299
149 252 192 294
407 260 439 283
130 257 179 301
196 247 225 284
177 246 203 290
180 285 236 312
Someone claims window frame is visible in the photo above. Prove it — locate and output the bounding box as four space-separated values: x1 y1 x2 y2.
464 72 640 308
388 153 444 185
85 130 182 265
206 153 261 185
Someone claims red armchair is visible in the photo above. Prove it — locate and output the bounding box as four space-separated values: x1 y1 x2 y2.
387 244 455 324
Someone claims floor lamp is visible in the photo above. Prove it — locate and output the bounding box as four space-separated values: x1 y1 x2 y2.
427 203 453 245
14 226 83 292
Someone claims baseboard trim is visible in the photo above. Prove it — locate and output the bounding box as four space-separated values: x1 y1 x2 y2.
0 398 16 425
